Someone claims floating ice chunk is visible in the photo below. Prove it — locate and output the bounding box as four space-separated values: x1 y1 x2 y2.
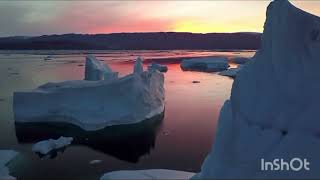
134 57 144 74
84 55 118 81
14 70 164 131
195 0 320 179
148 63 168 72
180 57 229 72
0 150 19 180
100 169 195 180
89 160 102 165
32 136 73 154
218 65 245 78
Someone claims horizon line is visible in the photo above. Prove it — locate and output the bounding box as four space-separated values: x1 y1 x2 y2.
0 31 262 38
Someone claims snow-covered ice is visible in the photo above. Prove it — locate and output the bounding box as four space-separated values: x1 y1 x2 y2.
13 57 165 131
180 57 229 72
32 136 73 154
134 57 144 74
84 55 118 81
148 63 168 72
0 150 19 180
100 169 195 180
218 65 244 78
194 0 320 179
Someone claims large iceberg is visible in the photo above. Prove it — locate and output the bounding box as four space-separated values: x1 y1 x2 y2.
100 169 195 180
0 150 19 180
84 55 118 81
180 57 229 72
14 56 165 131
195 0 320 179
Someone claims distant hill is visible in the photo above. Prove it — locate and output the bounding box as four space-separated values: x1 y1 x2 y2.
0 32 261 50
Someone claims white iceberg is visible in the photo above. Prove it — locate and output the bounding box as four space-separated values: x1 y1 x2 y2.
218 65 245 78
84 55 118 81
0 150 19 180
195 0 320 179
100 169 195 180
32 136 73 154
148 63 168 72
180 57 229 72
134 57 144 74
14 57 165 131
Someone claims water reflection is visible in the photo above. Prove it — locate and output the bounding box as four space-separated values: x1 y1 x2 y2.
36 147 67 159
15 112 164 163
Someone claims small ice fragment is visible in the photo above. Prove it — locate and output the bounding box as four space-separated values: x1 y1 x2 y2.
181 57 229 72
32 136 73 155
89 160 102 165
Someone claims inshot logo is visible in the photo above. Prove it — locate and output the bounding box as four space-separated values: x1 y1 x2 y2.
261 158 310 171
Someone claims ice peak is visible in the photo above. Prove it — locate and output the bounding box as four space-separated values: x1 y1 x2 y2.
134 56 144 74
85 55 118 81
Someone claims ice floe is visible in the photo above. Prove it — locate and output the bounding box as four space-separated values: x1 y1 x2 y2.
32 136 73 155
180 57 229 72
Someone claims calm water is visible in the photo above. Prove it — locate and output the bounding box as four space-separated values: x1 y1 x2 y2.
0 50 254 180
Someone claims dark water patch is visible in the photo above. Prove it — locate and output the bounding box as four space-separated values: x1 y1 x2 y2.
35 147 68 159
15 112 164 163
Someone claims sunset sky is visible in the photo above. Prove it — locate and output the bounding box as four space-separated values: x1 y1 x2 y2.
0 1 320 37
